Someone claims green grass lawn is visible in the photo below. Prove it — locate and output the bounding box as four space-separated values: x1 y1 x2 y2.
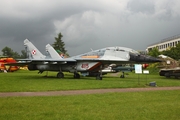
0 70 180 120
0 70 180 92
0 90 179 120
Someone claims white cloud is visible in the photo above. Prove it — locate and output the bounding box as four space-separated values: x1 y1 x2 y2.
0 0 180 56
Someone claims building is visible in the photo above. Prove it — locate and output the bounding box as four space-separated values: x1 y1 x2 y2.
146 34 180 52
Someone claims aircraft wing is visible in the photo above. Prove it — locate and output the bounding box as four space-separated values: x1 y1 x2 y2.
5 62 32 66
12 58 77 65
74 58 131 64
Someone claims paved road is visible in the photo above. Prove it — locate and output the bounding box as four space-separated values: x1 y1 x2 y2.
0 86 180 97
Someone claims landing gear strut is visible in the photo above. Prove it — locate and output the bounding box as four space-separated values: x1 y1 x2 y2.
38 70 43 74
96 65 103 80
96 65 102 80
96 74 102 80
57 72 64 78
120 72 125 78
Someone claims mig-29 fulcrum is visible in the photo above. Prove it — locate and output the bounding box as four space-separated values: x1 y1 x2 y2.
7 39 161 80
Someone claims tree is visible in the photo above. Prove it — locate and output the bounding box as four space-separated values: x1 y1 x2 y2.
20 50 27 58
161 49 171 58
162 43 180 60
173 43 180 60
1 46 23 59
52 33 69 56
2 46 14 57
13 52 21 58
148 47 161 57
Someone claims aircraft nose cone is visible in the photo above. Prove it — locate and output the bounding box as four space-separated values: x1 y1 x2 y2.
148 56 163 62
129 53 162 63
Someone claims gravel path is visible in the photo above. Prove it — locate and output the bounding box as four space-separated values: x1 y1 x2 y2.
0 86 179 97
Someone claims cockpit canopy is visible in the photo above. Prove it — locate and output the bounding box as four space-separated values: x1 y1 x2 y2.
73 46 140 59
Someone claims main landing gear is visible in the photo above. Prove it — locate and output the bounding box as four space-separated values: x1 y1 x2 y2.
57 72 64 78
56 72 80 79
96 74 102 80
74 72 80 79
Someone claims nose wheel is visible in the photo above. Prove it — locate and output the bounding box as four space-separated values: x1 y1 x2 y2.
96 74 102 80
96 65 103 80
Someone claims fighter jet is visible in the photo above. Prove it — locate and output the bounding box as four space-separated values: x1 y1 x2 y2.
46 43 118 76
9 39 161 80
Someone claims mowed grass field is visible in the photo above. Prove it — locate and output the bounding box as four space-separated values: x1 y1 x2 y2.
0 91 179 120
0 70 180 120
0 70 180 92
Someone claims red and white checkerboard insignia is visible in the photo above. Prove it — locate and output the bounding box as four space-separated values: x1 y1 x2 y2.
32 49 36 55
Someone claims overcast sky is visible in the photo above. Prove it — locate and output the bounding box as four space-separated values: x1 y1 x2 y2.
0 0 180 56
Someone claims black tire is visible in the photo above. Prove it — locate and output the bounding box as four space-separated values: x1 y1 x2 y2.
165 73 170 78
174 75 179 79
159 71 167 76
57 72 64 78
96 75 102 80
74 73 80 79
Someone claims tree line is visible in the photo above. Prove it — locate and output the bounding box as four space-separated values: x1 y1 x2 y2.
148 42 180 60
1 33 68 59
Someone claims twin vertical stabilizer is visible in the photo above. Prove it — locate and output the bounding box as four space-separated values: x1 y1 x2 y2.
24 39 46 59
46 44 62 59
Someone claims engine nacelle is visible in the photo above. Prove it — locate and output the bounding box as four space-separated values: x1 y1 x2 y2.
28 64 38 70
